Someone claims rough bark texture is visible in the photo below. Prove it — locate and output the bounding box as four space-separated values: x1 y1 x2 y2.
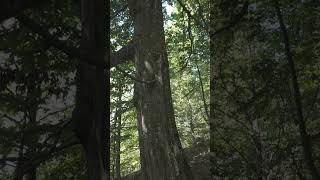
128 0 194 179
72 0 109 179
274 0 320 179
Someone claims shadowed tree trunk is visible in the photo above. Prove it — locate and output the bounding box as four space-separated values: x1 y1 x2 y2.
128 0 194 179
273 0 320 179
72 0 109 179
1 0 110 179
14 122 26 180
14 72 39 180
24 168 36 180
24 102 37 180
24 73 39 180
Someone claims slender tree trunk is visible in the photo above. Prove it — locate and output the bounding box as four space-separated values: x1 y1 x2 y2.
187 103 196 143
15 127 25 180
24 168 36 180
72 0 109 179
24 82 38 180
273 1 320 179
15 74 39 180
24 111 37 180
195 60 209 120
115 82 123 180
128 0 194 179
251 119 263 180
209 1 215 179
111 110 118 180
115 110 121 180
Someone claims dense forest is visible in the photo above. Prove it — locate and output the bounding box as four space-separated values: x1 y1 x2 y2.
0 0 319 180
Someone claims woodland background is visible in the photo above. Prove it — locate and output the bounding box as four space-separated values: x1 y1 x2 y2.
0 0 320 180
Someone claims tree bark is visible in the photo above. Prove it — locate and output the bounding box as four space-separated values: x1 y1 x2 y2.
273 1 320 179
128 0 194 179
72 0 109 179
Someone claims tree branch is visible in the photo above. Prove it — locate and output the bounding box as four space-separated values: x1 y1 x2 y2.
16 16 134 69
115 66 155 84
0 139 79 166
110 41 135 68
176 0 207 31
22 140 79 173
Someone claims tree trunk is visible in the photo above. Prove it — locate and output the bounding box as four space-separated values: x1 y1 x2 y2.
273 1 320 179
24 168 36 180
14 134 25 180
128 0 194 179
114 111 121 180
114 81 123 180
209 1 215 179
15 73 39 180
24 81 38 180
72 0 109 179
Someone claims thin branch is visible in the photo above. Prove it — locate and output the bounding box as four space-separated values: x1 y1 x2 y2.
21 140 79 174
115 66 155 84
38 105 74 122
0 113 20 124
176 0 207 31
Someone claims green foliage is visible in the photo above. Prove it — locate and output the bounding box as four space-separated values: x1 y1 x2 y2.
1 0 319 179
38 146 87 180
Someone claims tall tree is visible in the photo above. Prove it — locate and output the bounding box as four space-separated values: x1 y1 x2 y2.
128 0 194 179
273 0 320 179
72 0 109 179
